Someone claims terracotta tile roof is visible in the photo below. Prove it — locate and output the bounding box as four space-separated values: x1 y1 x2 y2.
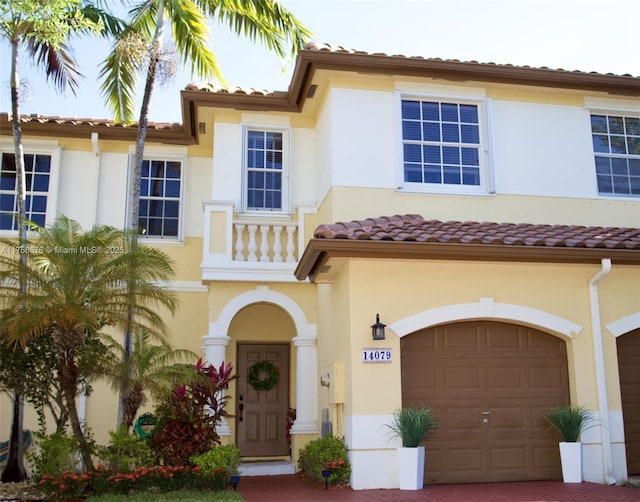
15 114 181 129
303 42 639 79
314 215 640 250
184 83 278 97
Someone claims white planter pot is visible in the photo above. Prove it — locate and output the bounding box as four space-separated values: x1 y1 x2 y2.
559 441 582 483
397 446 425 490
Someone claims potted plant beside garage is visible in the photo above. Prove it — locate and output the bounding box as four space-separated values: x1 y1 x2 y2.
545 404 594 483
387 406 438 490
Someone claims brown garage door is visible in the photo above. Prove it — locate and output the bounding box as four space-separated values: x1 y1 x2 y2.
401 321 569 484
617 328 640 476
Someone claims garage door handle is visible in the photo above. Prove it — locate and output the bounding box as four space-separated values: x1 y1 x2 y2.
482 411 491 415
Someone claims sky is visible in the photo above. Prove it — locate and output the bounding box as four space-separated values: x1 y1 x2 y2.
1 0 639 123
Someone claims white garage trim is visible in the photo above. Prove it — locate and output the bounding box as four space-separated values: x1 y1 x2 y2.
388 298 582 340
607 312 640 338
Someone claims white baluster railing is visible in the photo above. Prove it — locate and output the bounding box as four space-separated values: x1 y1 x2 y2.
233 220 298 263
201 201 315 283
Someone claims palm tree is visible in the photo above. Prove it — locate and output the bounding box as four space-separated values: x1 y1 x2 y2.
0 0 110 482
98 0 312 425
0 216 179 471
103 330 197 433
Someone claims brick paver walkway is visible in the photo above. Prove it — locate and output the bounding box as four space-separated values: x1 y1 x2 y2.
238 474 640 502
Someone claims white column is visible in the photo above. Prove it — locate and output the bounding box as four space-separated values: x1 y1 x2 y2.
202 329 232 436
290 335 318 434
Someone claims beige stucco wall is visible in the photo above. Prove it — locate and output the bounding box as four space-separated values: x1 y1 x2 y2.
319 186 640 229
315 258 639 421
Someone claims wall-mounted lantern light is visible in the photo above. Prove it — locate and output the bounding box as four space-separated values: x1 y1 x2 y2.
371 313 386 341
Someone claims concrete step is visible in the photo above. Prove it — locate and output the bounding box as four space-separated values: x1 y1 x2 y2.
239 460 296 476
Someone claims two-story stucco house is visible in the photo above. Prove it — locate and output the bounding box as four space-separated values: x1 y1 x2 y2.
1 43 639 489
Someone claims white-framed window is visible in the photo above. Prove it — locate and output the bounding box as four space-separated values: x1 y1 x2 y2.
399 95 489 193
137 157 184 238
0 152 52 230
242 126 290 214
590 113 640 196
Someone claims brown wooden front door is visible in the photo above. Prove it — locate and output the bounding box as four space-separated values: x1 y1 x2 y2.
617 328 640 475
236 343 289 457
401 321 569 484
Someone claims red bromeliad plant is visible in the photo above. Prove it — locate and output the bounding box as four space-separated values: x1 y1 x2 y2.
149 359 237 466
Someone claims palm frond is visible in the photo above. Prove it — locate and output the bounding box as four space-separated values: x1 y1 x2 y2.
166 0 222 82
81 1 129 37
24 38 82 94
0 216 179 348
98 34 144 122
204 0 313 60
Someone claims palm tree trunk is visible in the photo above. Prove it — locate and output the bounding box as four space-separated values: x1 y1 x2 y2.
59 354 94 472
118 13 162 428
1 37 28 484
0 395 25 482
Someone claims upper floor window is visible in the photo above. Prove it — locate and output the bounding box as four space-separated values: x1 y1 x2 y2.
138 158 182 238
243 128 289 213
401 98 484 191
591 114 640 196
0 152 51 230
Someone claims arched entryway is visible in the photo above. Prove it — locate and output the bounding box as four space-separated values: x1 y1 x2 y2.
231 304 293 457
202 286 318 450
401 320 569 484
617 328 640 476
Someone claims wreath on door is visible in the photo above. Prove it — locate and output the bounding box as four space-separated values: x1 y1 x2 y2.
247 360 279 391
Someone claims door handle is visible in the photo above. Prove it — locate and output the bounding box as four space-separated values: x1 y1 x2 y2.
482 411 491 423
238 403 244 422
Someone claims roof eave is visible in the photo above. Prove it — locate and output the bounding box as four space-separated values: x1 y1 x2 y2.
294 239 640 282
182 49 640 116
0 113 197 145
294 49 640 97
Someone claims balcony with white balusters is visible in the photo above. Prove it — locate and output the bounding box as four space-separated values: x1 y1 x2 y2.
200 201 315 282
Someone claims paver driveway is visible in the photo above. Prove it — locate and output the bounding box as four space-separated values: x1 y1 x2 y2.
238 474 640 502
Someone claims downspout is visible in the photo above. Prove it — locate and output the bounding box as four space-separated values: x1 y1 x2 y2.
588 258 616 485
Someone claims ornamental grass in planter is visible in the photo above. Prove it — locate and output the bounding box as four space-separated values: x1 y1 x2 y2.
387 406 438 490
545 404 594 442
545 404 595 483
387 406 438 447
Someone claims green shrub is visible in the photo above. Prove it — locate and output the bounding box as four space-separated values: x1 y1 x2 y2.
148 360 238 466
97 428 155 472
297 435 350 486
39 465 229 498
38 471 88 499
191 444 241 476
28 431 80 477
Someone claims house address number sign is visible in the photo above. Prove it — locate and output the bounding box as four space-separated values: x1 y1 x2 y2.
361 348 392 362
